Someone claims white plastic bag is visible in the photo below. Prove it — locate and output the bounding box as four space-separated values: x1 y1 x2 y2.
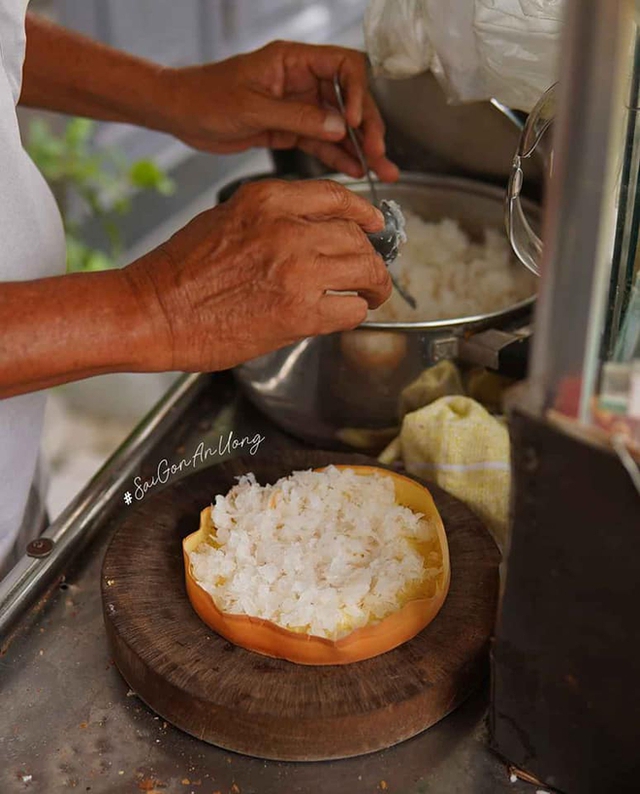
364 0 433 79
418 0 485 104
364 0 564 112
474 0 564 111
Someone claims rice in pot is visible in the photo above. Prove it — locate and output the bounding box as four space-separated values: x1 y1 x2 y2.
188 466 443 640
368 210 536 323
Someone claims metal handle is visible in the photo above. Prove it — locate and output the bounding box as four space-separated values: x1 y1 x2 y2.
333 74 379 206
432 323 533 379
459 326 533 379
506 83 557 277
0 373 206 643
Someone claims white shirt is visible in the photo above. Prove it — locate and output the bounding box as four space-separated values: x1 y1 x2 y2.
0 1 66 568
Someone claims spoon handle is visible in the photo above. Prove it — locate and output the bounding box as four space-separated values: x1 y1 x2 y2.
333 75 379 206
333 75 416 312
390 276 417 310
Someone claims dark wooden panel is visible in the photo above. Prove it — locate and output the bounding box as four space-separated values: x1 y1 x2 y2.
102 450 500 761
493 410 640 793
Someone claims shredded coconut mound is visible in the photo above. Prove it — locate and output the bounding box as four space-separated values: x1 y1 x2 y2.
189 466 443 640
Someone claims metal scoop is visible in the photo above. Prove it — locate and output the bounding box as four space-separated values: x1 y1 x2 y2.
332 75 416 310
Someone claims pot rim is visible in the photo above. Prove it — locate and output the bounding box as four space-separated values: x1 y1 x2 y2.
334 172 538 333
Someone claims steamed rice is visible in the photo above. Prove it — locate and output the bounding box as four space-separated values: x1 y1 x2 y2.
188 466 443 640
369 210 536 323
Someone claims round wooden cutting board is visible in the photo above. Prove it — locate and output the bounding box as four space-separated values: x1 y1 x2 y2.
102 450 500 761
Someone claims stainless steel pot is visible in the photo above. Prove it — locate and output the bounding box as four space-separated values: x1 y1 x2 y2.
235 173 538 448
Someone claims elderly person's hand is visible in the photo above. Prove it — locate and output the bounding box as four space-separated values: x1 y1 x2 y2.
158 41 399 183
124 180 392 373
5 21 398 400
22 21 399 179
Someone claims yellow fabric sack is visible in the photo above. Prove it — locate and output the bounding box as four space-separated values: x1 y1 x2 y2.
399 395 510 549
398 360 465 419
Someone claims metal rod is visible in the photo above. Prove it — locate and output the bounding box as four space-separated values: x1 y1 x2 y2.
528 0 633 419
604 31 640 357
333 74 379 205
0 372 206 642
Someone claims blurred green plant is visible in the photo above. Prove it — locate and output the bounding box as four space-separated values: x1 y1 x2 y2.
26 117 175 273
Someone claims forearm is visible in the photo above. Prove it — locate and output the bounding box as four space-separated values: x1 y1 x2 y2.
20 14 171 131
0 265 171 399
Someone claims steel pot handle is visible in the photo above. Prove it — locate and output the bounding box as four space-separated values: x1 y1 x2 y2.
432 323 533 380
458 325 532 380
506 83 557 277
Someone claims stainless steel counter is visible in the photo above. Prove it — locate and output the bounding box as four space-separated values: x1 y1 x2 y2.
0 372 536 794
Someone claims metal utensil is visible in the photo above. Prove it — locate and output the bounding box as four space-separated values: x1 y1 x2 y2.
333 75 416 308
333 74 379 205
369 201 416 309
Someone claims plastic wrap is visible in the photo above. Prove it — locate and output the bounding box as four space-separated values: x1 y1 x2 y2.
364 0 564 112
364 0 433 78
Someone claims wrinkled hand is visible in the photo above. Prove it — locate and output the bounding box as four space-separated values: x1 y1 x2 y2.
124 180 392 372
160 40 399 182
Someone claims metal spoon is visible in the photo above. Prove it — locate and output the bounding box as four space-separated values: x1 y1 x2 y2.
333 74 380 206
332 75 416 310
